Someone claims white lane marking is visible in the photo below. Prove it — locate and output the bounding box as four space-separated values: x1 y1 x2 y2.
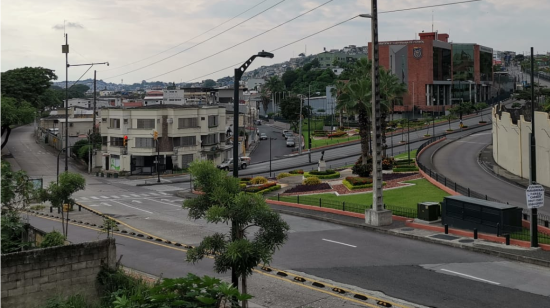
100 196 110 199
91 196 100 200
145 198 180 207
159 192 168 195
100 202 112 207
141 194 150 197
110 200 152 214
121 195 130 198
149 193 159 196
322 239 357 248
131 200 142 203
440 269 500 285
79 197 89 201
111 195 120 199
130 194 140 197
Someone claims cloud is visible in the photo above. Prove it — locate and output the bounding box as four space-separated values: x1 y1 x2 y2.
52 22 84 30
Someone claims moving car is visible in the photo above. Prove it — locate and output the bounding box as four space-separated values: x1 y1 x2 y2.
282 130 290 137
217 157 248 171
284 132 294 139
286 138 295 147
260 133 268 140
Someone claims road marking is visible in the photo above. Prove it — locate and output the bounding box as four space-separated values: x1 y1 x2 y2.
121 195 130 198
91 196 100 200
149 193 159 196
100 196 110 199
145 198 180 207
322 239 357 248
131 200 142 204
110 200 152 214
100 202 112 207
440 269 500 285
79 197 89 201
131 194 141 197
112 195 120 199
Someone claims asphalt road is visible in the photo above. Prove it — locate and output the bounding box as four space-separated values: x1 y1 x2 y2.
431 132 550 215
251 125 295 163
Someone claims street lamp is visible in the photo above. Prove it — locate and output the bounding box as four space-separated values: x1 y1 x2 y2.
297 94 306 155
232 50 273 288
62 33 109 173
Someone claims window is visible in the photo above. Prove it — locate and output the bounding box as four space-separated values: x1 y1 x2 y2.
102 136 108 145
181 154 193 168
137 119 155 129
173 136 196 147
102 118 107 123
123 119 128 124
219 133 226 143
433 47 451 81
201 134 217 146
480 51 493 82
178 118 198 128
208 115 218 127
135 137 155 148
110 137 124 147
110 118 120 129
452 44 474 81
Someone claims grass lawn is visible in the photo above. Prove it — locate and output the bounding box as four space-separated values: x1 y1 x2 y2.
300 119 360 149
394 150 417 160
271 179 449 216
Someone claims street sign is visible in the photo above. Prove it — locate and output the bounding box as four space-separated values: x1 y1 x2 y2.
526 184 545 209
63 204 70 212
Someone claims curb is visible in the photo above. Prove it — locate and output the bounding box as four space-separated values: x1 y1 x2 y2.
268 206 550 268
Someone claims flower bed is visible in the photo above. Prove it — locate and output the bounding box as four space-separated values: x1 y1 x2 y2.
289 169 304 175
244 182 276 193
284 183 331 194
327 131 347 138
304 171 340 179
342 176 384 190
333 174 422 194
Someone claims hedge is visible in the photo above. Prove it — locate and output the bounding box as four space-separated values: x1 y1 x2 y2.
308 169 336 176
304 171 340 179
342 179 386 190
345 176 372 185
394 159 415 166
327 131 347 138
392 166 419 173
289 169 304 174
255 185 281 194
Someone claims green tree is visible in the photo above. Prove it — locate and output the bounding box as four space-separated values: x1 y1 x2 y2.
1 212 32 253
40 230 66 248
39 172 86 237
259 87 271 116
184 160 289 307
1 160 36 212
475 102 489 121
281 69 299 89
279 96 311 131
203 79 217 88
1 96 37 149
1 67 58 108
379 69 407 156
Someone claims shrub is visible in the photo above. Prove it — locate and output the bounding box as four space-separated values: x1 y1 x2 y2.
240 177 252 182
352 156 372 177
304 171 340 179
244 182 276 193
289 169 304 174
239 183 246 189
342 179 373 190
276 173 292 179
394 159 414 166
328 131 346 138
382 157 395 170
303 177 321 185
40 230 66 248
345 176 372 185
285 183 331 193
393 166 419 173
257 185 281 194
309 169 336 175
250 176 268 184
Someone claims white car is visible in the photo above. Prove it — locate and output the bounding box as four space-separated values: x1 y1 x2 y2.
260 133 268 140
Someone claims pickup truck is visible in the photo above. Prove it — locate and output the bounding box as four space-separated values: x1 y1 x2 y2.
217 157 249 171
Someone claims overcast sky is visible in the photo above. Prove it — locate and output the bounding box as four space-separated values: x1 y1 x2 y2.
2 0 549 85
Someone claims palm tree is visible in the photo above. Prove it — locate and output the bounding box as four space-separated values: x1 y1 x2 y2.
333 80 350 128
343 78 372 163
379 69 407 157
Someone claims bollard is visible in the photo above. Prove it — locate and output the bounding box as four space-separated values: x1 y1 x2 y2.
444 224 449 234
485 195 488 200
50 207 53 213
319 198 322 207
343 202 345 211
78 205 81 211
57 207 61 214
473 228 478 239
505 234 510 245
496 223 500 237
454 182 457 191
277 193 280 201
297 195 300 204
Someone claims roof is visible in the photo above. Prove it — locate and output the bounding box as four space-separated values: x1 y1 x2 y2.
104 104 226 110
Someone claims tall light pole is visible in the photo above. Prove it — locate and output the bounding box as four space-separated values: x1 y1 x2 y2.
307 86 312 163
232 50 273 288
361 3 390 226
297 94 305 155
269 137 276 177
529 47 538 248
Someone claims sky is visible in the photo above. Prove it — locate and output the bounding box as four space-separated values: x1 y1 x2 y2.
2 0 549 85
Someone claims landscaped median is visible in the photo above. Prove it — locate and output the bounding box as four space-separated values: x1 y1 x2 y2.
303 169 340 179
240 176 281 194
342 177 386 190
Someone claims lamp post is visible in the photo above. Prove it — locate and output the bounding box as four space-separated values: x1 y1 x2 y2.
297 94 305 155
232 50 273 288
57 146 75 184
529 47 539 248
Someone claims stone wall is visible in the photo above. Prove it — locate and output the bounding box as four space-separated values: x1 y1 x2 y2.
492 106 550 187
1 238 116 308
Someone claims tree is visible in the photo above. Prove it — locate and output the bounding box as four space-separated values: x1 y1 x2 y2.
1 96 37 149
475 102 489 121
39 172 86 238
203 79 217 88
40 230 66 248
1 67 58 108
281 70 299 89
264 76 284 94
259 87 271 116
184 160 289 308
279 96 311 132
379 69 407 156
1 160 36 212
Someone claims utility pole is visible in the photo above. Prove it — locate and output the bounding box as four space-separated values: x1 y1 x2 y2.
91 70 97 174
307 86 312 163
63 34 69 172
298 95 303 155
529 47 538 247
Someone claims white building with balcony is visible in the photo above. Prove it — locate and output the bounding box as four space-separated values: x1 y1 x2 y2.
96 104 229 175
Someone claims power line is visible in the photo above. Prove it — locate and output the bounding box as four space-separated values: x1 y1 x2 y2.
103 0 286 80
143 0 334 81
180 0 482 83
101 0 271 72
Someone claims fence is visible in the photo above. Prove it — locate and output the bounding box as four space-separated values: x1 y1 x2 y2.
274 194 417 219
416 137 550 227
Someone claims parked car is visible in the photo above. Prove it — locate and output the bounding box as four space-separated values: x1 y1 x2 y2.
286 138 295 147
282 130 290 137
260 133 268 140
284 132 294 139
256 120 262 125
217 157 248 171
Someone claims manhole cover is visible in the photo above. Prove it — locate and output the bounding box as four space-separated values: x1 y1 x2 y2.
401 228 414 231
430 234 459 241
459 239 475 243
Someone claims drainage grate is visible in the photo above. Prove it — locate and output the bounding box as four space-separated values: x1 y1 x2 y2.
430 234 459 241
401 228 414 231
458 239 475 243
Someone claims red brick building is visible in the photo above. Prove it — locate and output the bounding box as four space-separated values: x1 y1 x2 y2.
369 32 493 115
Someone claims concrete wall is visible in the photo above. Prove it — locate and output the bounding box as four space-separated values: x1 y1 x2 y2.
492 106 550 187
1 238 116 308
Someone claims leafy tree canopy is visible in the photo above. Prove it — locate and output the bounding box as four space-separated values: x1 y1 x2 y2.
203 79 217 88
1 67 57 107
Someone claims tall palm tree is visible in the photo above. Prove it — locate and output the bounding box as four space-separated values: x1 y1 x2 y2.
333 80 350 128
343 78 372 163
379 69 407 157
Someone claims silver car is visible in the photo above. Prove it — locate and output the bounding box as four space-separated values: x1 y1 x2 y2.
286 138 295 147
260 133 268 140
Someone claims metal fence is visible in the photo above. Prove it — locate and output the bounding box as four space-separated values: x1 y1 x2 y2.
416 137 550 227
503 224 550 245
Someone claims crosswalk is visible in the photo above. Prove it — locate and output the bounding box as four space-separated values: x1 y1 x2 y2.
74 191 172 201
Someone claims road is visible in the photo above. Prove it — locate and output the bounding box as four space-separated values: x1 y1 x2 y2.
430 131 550 216
251 125 294 164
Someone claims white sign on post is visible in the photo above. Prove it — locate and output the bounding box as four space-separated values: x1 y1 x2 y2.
526 184 545 209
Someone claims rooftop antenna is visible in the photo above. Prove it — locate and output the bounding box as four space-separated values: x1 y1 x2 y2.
432 10 434 32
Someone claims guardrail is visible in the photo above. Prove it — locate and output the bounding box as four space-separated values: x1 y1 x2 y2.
416 136 550 227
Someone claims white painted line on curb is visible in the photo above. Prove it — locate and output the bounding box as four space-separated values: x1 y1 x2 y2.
322 239 357 248
440 269 500 285
110 200 152 214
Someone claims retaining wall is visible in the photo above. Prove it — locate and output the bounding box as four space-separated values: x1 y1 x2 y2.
1 238 116 308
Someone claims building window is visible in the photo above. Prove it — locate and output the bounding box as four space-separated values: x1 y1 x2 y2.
110 137 124 147
433 47 451 81
219 133 226 143
181 154 193 168
102 136 108 145
208 115 218 127
102 118 107 123
480 51 493 82
201 134 217 146
135 137 155 148
173 136 197 147
110 118 120 129
178 118 198 128
137 119 155 129
123 119 128 124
